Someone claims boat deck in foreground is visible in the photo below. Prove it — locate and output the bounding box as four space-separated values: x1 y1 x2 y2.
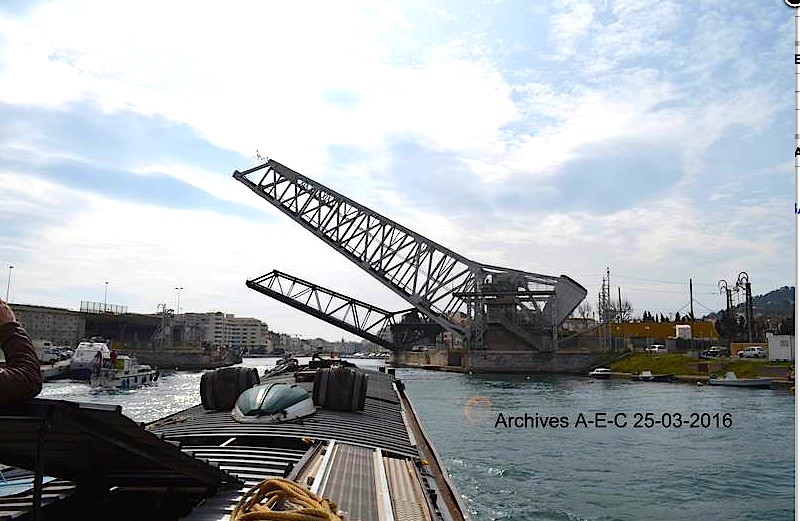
0 366 469 521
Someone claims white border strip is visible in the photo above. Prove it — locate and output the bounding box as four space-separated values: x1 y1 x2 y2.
310 440 337 496
373 448 395 521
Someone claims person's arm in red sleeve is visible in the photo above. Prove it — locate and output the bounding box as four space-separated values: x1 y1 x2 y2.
0 299 43 405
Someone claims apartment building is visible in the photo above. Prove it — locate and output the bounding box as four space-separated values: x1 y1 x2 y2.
177 312 271 351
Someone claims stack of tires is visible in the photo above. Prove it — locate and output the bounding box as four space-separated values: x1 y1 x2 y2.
312 365 368 412
200 367 260 411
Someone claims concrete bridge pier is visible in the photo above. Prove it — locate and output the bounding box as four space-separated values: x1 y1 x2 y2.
393 349 613 374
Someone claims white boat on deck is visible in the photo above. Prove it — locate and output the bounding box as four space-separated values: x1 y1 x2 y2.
90 355 159 390
707 371 772 389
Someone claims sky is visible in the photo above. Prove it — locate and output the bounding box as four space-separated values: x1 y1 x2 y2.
0 0 794 341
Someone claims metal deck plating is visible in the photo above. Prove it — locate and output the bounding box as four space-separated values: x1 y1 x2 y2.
0 366 469 521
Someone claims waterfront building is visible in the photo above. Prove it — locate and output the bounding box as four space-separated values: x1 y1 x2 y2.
561 317 598 333
11 304 85 347
176 312 271 352
274 333 315 355
609 321 719 351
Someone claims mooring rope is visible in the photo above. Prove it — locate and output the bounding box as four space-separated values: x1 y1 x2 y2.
230 478 343 521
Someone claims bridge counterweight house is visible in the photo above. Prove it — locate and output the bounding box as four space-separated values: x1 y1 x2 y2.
234 158 592 372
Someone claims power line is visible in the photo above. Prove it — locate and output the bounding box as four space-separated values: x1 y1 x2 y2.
612 274 720 287
693 299 719 313
623 286 720 296
575 272 725 287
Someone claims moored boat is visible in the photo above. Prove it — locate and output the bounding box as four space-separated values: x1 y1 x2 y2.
707 371 772 389
588 367 612 379
68 340 111 380
90 354 159 390
631 370 675 382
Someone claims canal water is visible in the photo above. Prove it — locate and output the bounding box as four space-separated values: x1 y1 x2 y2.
39 358 795 520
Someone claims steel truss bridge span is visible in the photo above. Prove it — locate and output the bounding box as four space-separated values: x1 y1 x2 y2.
247 270 441 352
234 158 587 351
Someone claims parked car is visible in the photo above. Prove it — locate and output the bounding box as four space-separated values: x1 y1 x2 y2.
700 346 729 359
738 346 767 359
54 347 73 360
39 347 61 364
645 344 667 354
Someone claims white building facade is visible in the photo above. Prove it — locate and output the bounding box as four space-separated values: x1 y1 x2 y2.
177 312 271 352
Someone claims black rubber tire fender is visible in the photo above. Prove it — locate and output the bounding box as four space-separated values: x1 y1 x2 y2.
200 371 214 410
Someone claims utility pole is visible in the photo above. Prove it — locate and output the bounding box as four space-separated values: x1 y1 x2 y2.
175 287 184 316
735 272 753 343
618 286 624 352
606 267 612 350
598 270 613 352
718 280 726 311
598 276 605 351
718 280 732 311
5 265 12 302
689 279 694 321
156 303 167 350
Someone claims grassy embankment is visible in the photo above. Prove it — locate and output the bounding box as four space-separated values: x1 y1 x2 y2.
611 353 792 378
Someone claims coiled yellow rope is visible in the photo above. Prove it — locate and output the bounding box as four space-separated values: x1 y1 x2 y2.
230 478 343 521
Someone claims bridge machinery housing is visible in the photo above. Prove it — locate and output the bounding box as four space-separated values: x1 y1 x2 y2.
234 157 587 359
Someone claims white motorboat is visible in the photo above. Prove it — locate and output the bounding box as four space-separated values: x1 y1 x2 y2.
588 367 612 379
631 370 675 382
69 341 111 380
90 355 159 390
707 371 772 389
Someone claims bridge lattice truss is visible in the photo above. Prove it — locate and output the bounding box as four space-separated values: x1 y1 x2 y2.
234 158 587 349
247 270 440 351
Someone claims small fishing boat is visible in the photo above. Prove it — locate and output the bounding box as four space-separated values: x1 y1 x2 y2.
90 354 159 390
707 371 772 389
631 370 674 382
588 367 612 379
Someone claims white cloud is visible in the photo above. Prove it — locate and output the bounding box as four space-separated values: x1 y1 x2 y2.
130 162 273 213
0 0 519 177
0 0 791 335
0 171 411 338
549 0 596 58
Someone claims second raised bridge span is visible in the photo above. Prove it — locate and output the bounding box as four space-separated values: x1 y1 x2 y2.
233 156 588 358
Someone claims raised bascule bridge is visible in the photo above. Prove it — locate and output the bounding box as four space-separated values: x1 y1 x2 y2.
234 157 601 373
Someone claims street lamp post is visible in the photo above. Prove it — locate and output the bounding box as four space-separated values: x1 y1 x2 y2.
175 287 184 316
5 266 12 302
156 303 167 349
104 281 108 312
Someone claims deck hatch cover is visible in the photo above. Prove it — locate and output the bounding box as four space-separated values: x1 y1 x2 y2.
0 399 238 490
320 443 378 521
